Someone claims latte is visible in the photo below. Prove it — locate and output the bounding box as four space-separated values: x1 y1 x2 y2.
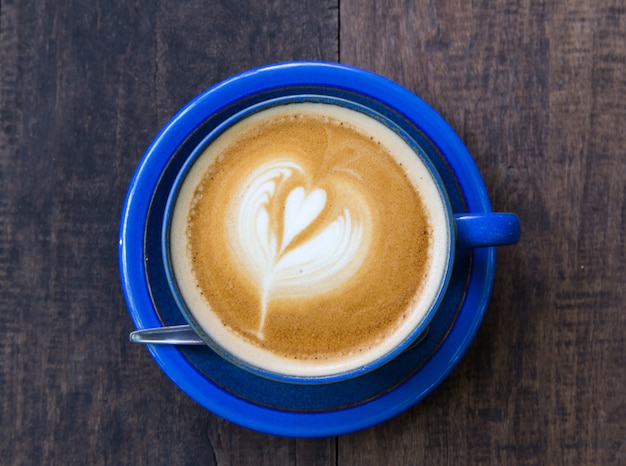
168 102 450 378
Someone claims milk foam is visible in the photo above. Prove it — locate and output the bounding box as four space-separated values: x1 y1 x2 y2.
169 102 451 378
229 159 370 337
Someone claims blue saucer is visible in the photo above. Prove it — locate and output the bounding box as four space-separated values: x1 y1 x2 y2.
119 62 497 437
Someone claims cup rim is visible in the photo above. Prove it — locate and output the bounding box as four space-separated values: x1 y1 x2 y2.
160 93 456 384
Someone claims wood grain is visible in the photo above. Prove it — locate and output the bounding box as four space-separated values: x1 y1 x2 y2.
341 0 625 465
0 1 337 464
1 0 624 464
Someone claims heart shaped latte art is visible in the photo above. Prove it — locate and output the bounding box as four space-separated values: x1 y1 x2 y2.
228 159 371 338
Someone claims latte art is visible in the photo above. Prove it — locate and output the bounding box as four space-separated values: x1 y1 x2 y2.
169 103 450 377
230 160 371 338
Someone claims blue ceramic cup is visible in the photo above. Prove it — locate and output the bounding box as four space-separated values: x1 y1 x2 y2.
121 62 520 390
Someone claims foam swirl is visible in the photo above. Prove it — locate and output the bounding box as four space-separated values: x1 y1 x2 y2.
228 159 370 338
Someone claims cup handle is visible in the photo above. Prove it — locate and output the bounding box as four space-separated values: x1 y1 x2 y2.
454 213 521 247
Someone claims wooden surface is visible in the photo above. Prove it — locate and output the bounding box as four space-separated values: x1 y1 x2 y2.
1 0 623 464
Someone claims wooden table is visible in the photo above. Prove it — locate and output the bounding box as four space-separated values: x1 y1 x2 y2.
1 1 624 464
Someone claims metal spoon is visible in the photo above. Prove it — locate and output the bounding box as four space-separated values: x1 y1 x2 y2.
129 324 205 345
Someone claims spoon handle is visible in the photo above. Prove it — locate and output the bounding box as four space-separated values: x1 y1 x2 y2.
129 324 205 345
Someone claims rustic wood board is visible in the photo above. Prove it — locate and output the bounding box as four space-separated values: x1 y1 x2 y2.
341 0 625 465
0 1 338 464
1 0 624 464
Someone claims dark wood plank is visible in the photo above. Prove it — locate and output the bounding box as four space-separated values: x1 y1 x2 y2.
208 420 337 465
340 0 625 465
0 0 337 464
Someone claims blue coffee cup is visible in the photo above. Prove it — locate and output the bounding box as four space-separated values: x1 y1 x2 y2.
159 63 519 384
120 62 520 433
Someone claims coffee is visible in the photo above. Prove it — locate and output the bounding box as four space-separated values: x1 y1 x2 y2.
169 102 450 378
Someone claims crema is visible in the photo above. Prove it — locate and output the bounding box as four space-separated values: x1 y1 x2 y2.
169 102 450 378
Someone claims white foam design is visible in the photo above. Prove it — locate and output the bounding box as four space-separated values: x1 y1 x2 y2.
229 159 368 337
